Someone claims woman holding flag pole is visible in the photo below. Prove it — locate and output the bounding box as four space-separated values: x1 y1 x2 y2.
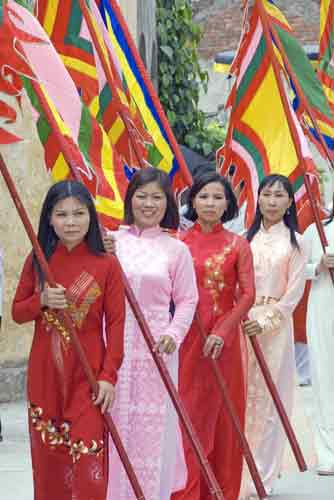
105 167 199 500
11 179 127 500
173 171 255 500
242 174 307 498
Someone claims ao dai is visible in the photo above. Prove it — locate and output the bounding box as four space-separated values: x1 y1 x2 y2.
107 225 198 500
242 221 307 496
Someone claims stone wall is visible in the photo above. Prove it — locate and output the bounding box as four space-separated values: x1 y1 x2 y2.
195 0 320 58
0 92 51 401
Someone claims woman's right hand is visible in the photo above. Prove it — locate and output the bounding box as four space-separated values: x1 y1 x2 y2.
103 232 116 254
41 284 67 309
316 253 334 275
243 319 263 337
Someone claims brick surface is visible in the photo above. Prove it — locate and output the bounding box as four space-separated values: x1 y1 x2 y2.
193 0 321 59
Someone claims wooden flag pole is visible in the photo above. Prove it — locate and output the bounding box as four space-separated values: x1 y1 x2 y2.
249 334 307 471
194 313 268 499
78 2 225 497
118 277 224 499
0 153 146 500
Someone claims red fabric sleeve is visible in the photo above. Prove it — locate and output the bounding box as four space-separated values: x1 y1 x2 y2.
212 238 255 347
12 254 43 324
98 256 125 385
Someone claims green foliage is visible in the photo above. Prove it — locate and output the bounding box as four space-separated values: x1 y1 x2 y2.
14 0 35 12
156 0 224 157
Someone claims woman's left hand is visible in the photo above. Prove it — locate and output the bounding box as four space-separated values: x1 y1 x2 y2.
154 335 177 355
103 232 116 255
203 334 224 359
93 381 116 414
243 319 263 337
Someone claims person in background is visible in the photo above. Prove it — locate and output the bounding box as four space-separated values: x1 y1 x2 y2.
242 174 307 498
303 198 334 475
173 172 255 500
0 246 3 442
12 180 125 500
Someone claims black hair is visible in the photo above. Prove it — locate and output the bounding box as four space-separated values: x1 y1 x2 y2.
325 197 334 225
184 172 239 223
33 180 105 285
246 174 300 249
124 167 179 229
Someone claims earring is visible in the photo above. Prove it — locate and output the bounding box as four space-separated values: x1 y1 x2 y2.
286 208 291 215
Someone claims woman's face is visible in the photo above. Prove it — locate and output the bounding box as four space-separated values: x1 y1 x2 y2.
50 196 90 250
258 181 292 227
131 181 167 230
193 182 227 226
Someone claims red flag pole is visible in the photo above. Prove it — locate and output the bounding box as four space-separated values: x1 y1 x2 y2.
249 335 307 471
78 3 224 497
194 313 267 499
0 153 146 499
118 278 224 499
102 0 193 186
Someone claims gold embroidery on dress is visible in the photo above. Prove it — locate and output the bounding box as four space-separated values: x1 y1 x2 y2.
29 403 104 463
42 272 102 348
43 311 71 349
69 439 104 463
203 245 233 316
30 404 71 448
66 271 102 329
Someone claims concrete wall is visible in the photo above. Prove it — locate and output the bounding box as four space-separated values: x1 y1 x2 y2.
118 0 138 41
0 92 51 402
138 0 158 87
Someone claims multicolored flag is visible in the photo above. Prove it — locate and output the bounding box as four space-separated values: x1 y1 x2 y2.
262 0 334 156
8 0 124 228
0 1 43 144
218 1 319 230
37 0 191 191
318 0 334 112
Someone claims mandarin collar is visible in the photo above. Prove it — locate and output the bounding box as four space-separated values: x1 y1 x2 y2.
127 224 164 238
193 222 224 234
56 240 88 256
260 220 287 235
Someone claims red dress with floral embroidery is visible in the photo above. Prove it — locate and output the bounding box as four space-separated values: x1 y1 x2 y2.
173 223 255 500
12 241 125 500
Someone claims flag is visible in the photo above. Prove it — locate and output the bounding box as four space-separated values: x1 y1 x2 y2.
37 0 190 191
9 0 125 227
0 1 43 143
318 0 334 111
263 0 334 156
218 2 319 230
